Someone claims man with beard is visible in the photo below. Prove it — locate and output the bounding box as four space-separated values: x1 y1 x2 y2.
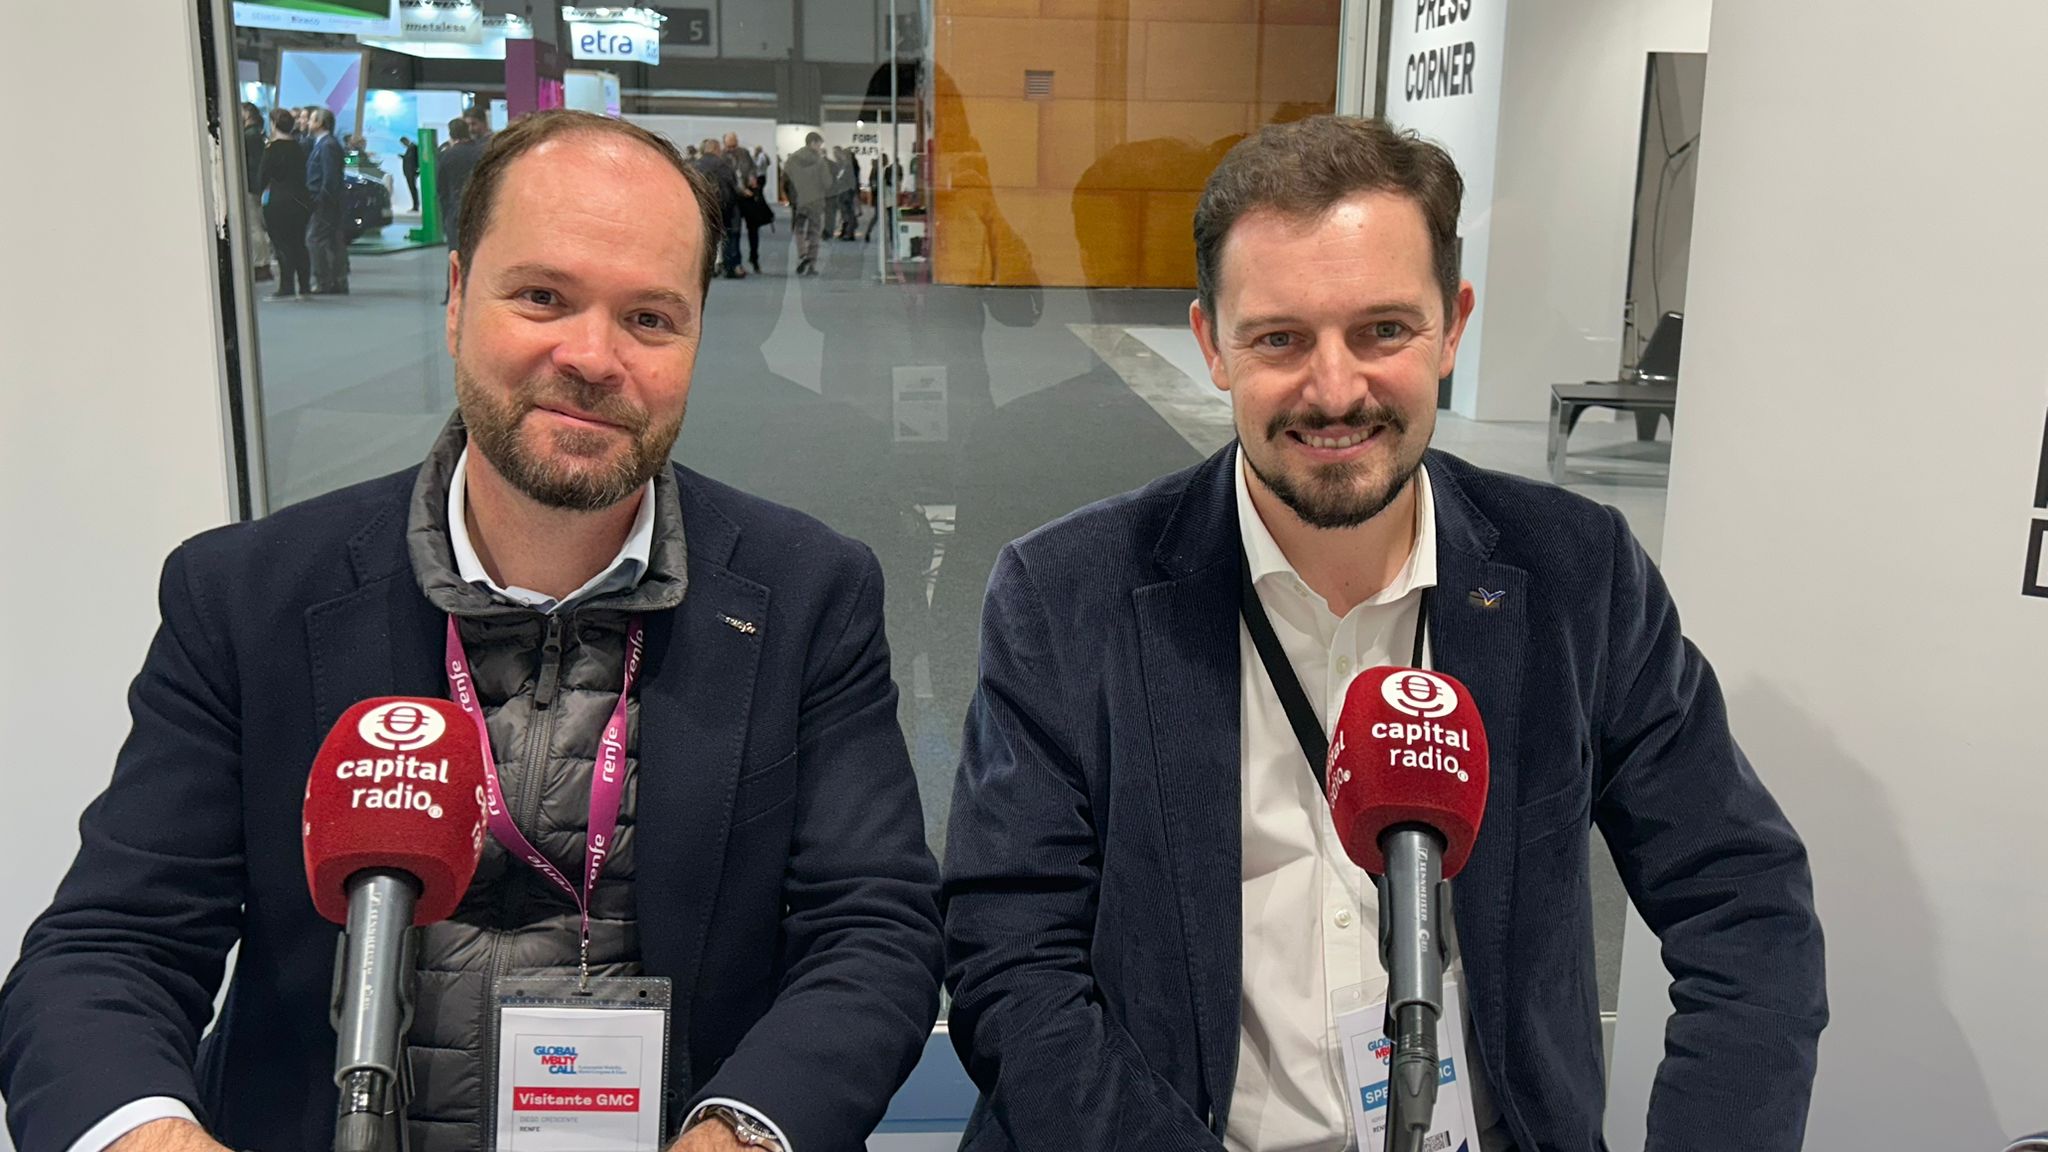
0 110 941 1152
942 116 1825 1152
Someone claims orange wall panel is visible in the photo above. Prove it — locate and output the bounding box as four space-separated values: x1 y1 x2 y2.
1128 0 1254 21
1257 23 1339 104
939 16 1118 101
944 97 1045 188
1260 0 1344 24
932 0 1336 288
943 0 1045 15
1139 190 1203 287
1141 21 1261 103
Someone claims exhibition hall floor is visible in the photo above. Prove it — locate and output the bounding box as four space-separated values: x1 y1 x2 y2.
251 215 1672 1017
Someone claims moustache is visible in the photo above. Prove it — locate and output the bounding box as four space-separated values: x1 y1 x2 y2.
1265 402 1407 442
518 377 649 435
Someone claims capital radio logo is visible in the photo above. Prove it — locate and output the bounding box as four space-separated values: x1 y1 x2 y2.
358 702 446 752
1382 670 1458 719
536 1045 579 1075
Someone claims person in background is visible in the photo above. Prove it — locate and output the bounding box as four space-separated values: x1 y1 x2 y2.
401 135 421 212
462 104 491 146
865 152 896 246
819 147 842 240
239 102 272 279
257 108 313 299
753 144 771 198
435 116 485 304
783 132 832 276
694 138 745 280
686 143 699 161
832 147 860 241
303 107 349 295
725 132 765 275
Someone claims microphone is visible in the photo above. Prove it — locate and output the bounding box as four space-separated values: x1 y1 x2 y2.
1325 666 1491 1152
304 697 488 1152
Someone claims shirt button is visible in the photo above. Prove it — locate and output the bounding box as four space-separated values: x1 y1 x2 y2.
1337 656 1352 674
1333 909 1354 929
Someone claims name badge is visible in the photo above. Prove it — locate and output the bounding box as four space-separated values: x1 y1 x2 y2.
1334 979 1482 1152
490 976 671 1151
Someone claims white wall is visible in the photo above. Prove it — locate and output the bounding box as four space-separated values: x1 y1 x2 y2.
1468 0 1709 421
1381 0 1508 420
1605 1 2048 1147
0 3 235 1148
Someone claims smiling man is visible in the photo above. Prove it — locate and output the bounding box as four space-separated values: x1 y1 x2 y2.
0 110 942 1152
943 116 1826 1152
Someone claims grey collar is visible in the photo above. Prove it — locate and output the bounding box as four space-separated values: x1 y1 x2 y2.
406 412 689 619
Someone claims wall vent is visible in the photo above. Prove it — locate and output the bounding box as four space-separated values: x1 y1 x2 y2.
1025 70 1054 100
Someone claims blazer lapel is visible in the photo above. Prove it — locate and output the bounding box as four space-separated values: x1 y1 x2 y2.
630 470 766 1091
1423 453 1529 1111
305 498 445 736
1134 446 1245 1128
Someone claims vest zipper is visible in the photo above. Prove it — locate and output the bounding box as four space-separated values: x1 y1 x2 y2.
516 614 566 842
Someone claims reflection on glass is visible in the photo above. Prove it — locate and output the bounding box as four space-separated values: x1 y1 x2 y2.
224 2 1339 853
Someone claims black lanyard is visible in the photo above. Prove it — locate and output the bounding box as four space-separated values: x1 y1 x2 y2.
1239 545 1431 791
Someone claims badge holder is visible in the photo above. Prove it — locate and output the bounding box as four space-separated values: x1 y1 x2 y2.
487 974 673 1152
1332 975 1481 1152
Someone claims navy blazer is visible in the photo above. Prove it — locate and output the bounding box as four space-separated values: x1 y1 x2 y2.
305 132 345 207
944 445 1826 1152
0 464 943 1152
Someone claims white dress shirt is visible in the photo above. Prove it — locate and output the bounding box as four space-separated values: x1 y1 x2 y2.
70 453 790 1152
1226 454 1503 1152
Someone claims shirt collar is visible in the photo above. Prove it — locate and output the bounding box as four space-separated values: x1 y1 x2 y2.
447 446 656 614
1233 444 1438 608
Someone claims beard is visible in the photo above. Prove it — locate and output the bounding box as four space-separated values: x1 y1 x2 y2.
1243 399 1426 530
454 361 685 512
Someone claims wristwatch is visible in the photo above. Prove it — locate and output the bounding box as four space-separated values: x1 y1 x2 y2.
697 1104 785 1150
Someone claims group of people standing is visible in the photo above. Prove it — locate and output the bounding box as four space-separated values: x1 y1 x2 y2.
780 135 895 276
240 102 496 302
242 102 351 298
688 133 773 278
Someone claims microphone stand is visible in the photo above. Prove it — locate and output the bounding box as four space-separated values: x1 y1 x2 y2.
330 870 421 1152
1379 827 1448 1152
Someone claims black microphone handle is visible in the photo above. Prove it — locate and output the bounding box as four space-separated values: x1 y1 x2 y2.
1378 826 1447 1152
331 869 420 1152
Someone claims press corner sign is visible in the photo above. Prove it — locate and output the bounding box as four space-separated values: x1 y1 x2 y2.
1401 0 1482 103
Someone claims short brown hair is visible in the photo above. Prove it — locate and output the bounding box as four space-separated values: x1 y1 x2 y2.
1194 115 1464 322
454 109 722 295
268 108 295 134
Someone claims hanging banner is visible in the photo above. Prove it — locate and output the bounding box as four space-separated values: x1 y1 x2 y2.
276 48 369 141
234 0 398 36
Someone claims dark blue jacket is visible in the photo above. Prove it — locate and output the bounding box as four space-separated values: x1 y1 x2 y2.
0 464 943 1152
944 445 1826 1152
305 131 345 208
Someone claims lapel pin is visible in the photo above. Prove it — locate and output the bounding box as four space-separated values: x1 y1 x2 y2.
1469 587 1507 609
719 614 759 635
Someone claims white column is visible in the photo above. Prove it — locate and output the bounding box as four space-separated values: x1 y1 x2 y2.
1605 1 2048 1147
0 7 234 1150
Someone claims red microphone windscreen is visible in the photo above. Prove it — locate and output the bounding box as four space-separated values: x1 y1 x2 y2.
302 697 488 926
1325 666 1491 879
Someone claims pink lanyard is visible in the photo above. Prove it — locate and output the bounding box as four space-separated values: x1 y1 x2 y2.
445 614 644 986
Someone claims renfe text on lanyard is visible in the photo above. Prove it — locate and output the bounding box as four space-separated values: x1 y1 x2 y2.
444 615 645 989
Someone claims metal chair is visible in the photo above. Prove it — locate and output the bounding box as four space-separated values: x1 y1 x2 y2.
1547 311 1683 483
